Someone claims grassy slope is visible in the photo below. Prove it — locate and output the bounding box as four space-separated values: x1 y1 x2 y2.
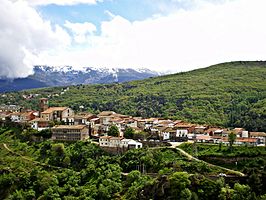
2 61 266 130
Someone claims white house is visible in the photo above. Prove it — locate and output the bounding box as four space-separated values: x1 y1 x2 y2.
9 113 20 122
163 132 170 140
241 131 249 138
222 137 258 146
99 136 142 149
120 139 132 148
128 140 143 149
250 132 266 145
176 129 188 137
121 139 142 149
99 136 112 147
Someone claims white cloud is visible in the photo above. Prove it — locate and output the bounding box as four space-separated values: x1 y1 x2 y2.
64 21 96 43
0 0 71 78
39 0 266 72
26 0 98 6
3 0 266 78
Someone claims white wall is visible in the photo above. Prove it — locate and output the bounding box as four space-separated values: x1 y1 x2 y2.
176 129 188 137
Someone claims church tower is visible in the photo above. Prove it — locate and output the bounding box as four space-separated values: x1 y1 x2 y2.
39 98 49 112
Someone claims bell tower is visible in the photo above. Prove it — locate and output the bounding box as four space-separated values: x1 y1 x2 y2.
39 98 49 112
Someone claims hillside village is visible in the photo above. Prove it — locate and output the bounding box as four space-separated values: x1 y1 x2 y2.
0 98 265 151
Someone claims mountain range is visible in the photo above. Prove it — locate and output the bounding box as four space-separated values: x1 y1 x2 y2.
0 66 160 93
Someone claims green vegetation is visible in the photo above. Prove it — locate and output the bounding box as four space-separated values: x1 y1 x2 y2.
179 143 266 176
108 125 120 137
228 132 237 152
124 127 134 139
1 125 266 199
1 61 266 131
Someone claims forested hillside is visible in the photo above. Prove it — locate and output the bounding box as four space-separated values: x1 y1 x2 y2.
1 125 266 199
2 61 266 131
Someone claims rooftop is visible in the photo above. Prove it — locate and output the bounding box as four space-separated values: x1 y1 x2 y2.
42 107 68 114
30 118 50 122
174 124 194 128
222 137 257 143
109 137 123 140
75 112 95 119
250 132 266 137
98 111 116 116
100 136 112 139
52 125 87 130
196 135 212 140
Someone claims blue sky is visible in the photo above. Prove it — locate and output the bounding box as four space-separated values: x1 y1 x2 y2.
37 0 193 33
1 0 266 78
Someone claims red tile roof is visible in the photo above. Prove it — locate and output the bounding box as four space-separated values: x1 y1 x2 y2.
42 107 68 114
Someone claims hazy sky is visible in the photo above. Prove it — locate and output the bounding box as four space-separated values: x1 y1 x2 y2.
1 0 266 78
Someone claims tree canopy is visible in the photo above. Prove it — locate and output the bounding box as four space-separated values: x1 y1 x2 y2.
0 126 266 199
108 125 120 137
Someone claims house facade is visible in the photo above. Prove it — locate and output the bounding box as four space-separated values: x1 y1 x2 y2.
8 111 36 123
41 107 74 124
0 104 21 112
31 118 50 131
99 136 142 149
250 132 266 145
51 125 89 141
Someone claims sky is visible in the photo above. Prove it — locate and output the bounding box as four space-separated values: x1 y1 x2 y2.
1 0 266 78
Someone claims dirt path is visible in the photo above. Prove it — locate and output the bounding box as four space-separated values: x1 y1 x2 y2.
150 144 245 176
2 142 245 176
175 147 245 177
2 143 61 170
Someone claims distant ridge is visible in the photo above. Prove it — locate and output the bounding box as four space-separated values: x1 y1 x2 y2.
0 66 160 93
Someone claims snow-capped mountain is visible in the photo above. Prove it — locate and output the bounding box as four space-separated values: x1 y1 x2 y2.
0 66 160 92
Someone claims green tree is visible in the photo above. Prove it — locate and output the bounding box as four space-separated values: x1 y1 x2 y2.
20 128 38 141
228 132 236 152
133 131 148 140
247 172 262 195
169 172 191 199
180 188 192 200
49 143 66 166
38 129 52 139
124 127 134 139
232 183 252 200
218 185 234 200
108 125 119 137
